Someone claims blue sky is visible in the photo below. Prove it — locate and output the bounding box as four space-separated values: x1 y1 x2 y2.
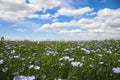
0 0 120 41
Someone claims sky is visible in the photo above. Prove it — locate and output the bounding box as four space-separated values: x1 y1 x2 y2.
0 0 120 41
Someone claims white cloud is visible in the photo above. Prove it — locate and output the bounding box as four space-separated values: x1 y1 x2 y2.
28 0 60 10
0 0 60 21
51 22 69 29
27 14 40 18
35 24 53 32
59 29 82 34
101 19 120 28
56 7 93 17
77 8 120 31
16 29 27 32
36 8 120 31
97 8 120 20
52 18 58 22
1 1 120 41
40 14 51 20
35 22 69 32
13 20 41 30
87 12 97 16
88 29 104 33
36 8 120 40
28 13 51 20
77 18 100 28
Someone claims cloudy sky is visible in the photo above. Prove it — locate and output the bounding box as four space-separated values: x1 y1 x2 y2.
0 0 120 41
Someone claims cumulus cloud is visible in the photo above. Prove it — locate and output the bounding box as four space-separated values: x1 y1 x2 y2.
35 24 53 32
59 29 82 34
77 8 120 31
40 14 51 20
101 19 120 28
52 18 58 22
35 22 69 32
77 18 100 28
36 8 120 32
87 12 97 16
36 8 120 40
97 8 120 20
88 29 105 33
28 13 51 20
1 0 120 40
55 7 93 17
0 0 60 21
28 0 60 10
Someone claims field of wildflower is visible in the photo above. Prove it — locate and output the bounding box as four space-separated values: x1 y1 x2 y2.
0 38 120 80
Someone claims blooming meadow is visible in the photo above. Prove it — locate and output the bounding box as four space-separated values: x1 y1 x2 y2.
0 39 120 80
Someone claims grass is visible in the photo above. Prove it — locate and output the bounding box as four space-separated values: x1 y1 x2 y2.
0 38 120 80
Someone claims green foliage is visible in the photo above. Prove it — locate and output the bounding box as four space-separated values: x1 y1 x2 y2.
0 39 120 80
